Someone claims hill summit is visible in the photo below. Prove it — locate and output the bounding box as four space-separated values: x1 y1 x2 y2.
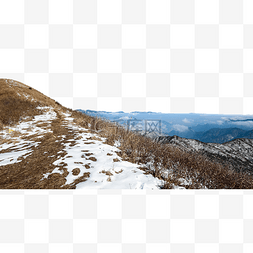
0 79 162 189
1 79 253 189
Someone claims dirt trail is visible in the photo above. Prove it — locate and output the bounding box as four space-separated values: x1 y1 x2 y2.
0 109 90 189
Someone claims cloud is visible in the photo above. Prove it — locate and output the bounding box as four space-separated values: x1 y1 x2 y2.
230 116 246 121
231 121 253 128
182 118 191 123
120 116 130 120
173 124 189 132
216 120 224 125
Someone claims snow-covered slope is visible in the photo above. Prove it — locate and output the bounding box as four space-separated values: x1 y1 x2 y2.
154 135 253 175
39 111 163 189
1 79 253 189
0 79 164 189
0 106 163 189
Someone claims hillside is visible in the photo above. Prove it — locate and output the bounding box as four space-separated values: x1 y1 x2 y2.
0 79 163 189
155 135 253 175
194 127 253 143
1 79 253 189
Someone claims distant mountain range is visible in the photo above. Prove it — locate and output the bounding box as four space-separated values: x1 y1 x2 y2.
79 109 253 176
2 79 253 189
78 110 253 144
194 127 253 143
154 135 253 175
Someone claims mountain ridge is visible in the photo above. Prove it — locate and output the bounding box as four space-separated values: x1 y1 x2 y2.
154 135 253 175
1 79 253 189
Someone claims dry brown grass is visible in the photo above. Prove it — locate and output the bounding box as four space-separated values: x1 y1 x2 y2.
1 78 253 189
88 157 97 162
0 79 88 189
100 170 113 176
0 79 66 127
72 168 80 176
69 108 253 189
115 169 123 174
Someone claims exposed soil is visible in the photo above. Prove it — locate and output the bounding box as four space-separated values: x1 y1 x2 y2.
0 110 90 189
2 78 253 189
0 79 91 189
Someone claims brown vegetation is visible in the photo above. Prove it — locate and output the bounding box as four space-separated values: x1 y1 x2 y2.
70 105 253 189
1 78 253 189
0 79 62 127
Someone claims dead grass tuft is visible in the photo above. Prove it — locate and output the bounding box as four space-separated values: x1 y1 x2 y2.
84 164 91 169
100 170 113 176
84 153 93 156
88 157 97 162
72 168 80 176
115 169 123 174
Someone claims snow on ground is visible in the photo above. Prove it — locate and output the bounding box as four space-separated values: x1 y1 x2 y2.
1 106 56 140
0 106 56 166
42 113 164 189
0 106 164 189
0 141 37 166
